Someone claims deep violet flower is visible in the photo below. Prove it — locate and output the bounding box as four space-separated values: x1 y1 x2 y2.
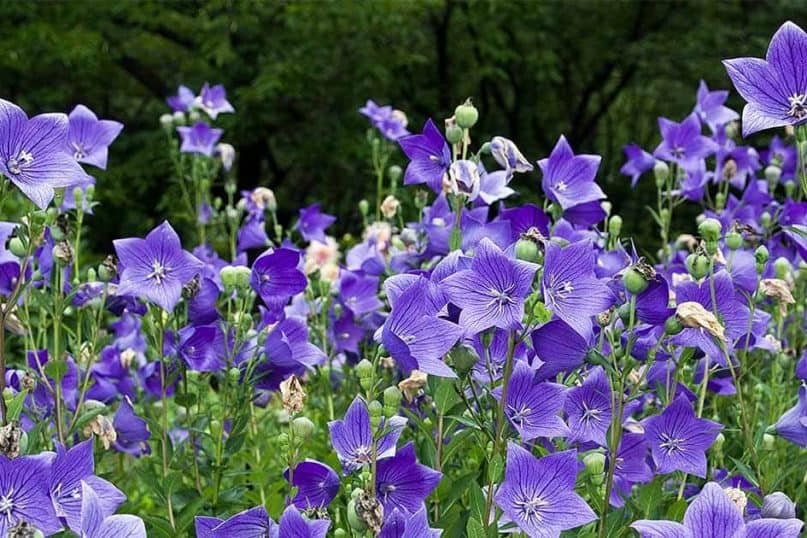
653 113 719 170
277 505 329 538
538 135 605 211
610 432 654 507
339 270 383 315
66 105 123 169
284 460 340 509
167 85 196 112
250 247 307 310
50 439 125 533
254 317 326 391
398 119 451 193
328 396 406 474
204 506 277 537
359 100 409 141
176 324 223 372
493 360 568 441
176 122 223 156
0 453 61 536
295 203 336 244
112 396 151 457
375 442 442 514
565 366 612 446
197 83 235 119
723 21 807 136
0 98 89 209
495 443 596 537
114 221 204 312
632 482 803 538
443 238 537 334
775 384 807 447
379 508 440 538
693 80 740 132
80 482 146 538
490 136 533 176
621 144 657 187
531 318 589 381
643 394 722 477
542 241 614 337
379 275 463 377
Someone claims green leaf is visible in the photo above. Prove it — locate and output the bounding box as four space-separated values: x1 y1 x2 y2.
175 392 197 408
466 516 486 538
434 377 460 415
467 480 487 524
487 453 504 484
44 359 68 383
5 391 26 422
531 300 552 324
142 516 176 538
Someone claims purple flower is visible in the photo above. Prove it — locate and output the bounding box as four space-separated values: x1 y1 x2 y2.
531 318 589 380
176 324 223 372
643 394 722 477
495 443 596 537
206 506 277 537
250 247 307 311
79 482 146 538
398 119 451 193
538 135 605 211
339 270 383 315
278 505 329 538
379 508 440 538
50 439 125 533
694 80 740 132
723 21 807 136
0 453 61 536
443 238 537 334
494 360 568 441
285 460 340 509
621 144 656 187
328 396 406 474
379 275 463 377
775 384 807 447
565 366 611 446
632 482 803 538
197 83 235 119
0 99 89 209
490 136 533 176
375 442 442 514
295 203 336 244
176 122 223 156
112 396 151 457
610 432 653 507
478 168 515 205
114 221 204 312
255 317 325 390
66 105 123 169
360 100 410 141
653 113 719 170
542 241 614 337
167 85 196 112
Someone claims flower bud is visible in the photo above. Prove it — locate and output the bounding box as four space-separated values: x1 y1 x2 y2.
653 160 669 185
388 165 403 186
445 124 464 145
761 492 797 519
622 267 649 294
725 231 742 251
291 416 315 439
773 257 791 280
762 433 775 450
583 451 606 484
712 432 725 453
368 400 383 430
358 199 369 217
754 245 769 273
356 358 373 380
685 253 709 280
698 218 722 242
664 315 684 335
382 386 402 415
172 111 186 125
715 192 726 211
334 530 347 538
764 165 782 184
159 113 174 128
450 346 479 376
227 367 241 384
454 99 478 129
608 215 622 238
760 211 771 229
8 237 26 258
784 180 796 198
220 266 239 292
514 238 540 263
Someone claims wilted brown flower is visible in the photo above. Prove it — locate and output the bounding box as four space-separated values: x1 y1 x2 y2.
759 278 795 315
380 195 400 219
83 415 117 449
355 491 384 534
675 301 726 342
0 421 23 458
280 375 306 415
398 370 428 403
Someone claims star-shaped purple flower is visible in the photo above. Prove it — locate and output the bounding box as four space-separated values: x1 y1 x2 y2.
250 247 307 311
80 482 146 538
776 384 807 448
632 482 803 538
495 443 596 537
693 80 740 133
620 143 656 187
114 221 204 312
443 238 537 334
538 135 605 211
375 442 442 514
197 83 235 120
565 365 612 446
295 203 336 244
284 459 340 509
167 85 196 112
66 105 123 169
398 119 451 193
0 453 61 536
643 394 722 477
0 99 89 209
112 397 151 457
494 360 568 441
724 21 807 136
653 113 719 170
176 122 223 157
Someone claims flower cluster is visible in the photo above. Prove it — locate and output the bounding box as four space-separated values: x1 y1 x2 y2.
0 19 804 538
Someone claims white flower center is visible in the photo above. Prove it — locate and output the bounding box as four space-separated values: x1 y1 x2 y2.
515 495 548 524
7 150 33 175
148 260 170 284
554 180 568 192
71 141 88 160
787 93 807 120
0 488 16 520
659 433 687 454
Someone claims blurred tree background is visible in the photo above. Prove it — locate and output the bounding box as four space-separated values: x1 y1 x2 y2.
1 0 805 252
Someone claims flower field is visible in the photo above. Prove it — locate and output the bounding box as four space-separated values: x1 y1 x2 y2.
0 16 805 538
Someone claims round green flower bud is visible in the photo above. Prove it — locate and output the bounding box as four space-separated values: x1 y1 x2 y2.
784 180 796 198
454 100 479 129
514 238 540 263
774 257 791 280
86 267 97 283
725 231 743 251
159 113 174 128
8 237 26 258
334 530 347 538
291 416 316 439
583 451 606 480
479 141 492 154
763 433 775 451
219 266 239 291
227 367 241 384
388 165 403 186
358 199 369 217
712 432 725 452
714 192 726 211
686 253 709 280
764 165 782 184
445 124 464 145
450 345 480 375
356 359 374 380
698 218 722 242
383 386 402 411
754 245 769 266
664 315 684 335
608 215 623 238
653 160 669 185
368 400 383 430
659 208 670 224
232 266 252 290
622 267 649 295
347 499 367 531
617 303 632 325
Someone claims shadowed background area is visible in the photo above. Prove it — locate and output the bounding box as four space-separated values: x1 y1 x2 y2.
2 0 805 251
